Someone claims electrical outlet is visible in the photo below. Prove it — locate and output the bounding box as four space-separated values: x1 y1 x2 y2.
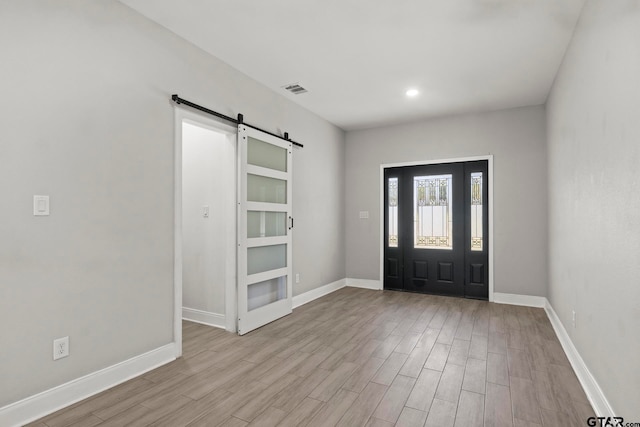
295 273 300 284
53 336 69 360
572 310 576 328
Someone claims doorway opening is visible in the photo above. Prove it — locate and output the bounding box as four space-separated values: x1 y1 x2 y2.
174 109 237 356
382 158 492 300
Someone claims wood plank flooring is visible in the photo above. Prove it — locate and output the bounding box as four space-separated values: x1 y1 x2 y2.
29 288 595 427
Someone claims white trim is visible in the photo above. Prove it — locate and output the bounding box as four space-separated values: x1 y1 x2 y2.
182 308 226 329
379 168 384 289
544 300 615 417
173 107 183 356
493 292 546 308
247 236 288 248
379 155 494 300
247 268 289 285
225 130 238 333
292 279 347 309
0 344 176 427
246 164 288 181
487 156 494 301
174 107 238 337
347 278 383 290
467 290 615 417
246 202 288 212
377 156 495 169
291 277 382 309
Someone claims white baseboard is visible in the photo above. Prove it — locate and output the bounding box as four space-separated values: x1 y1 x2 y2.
476 291 614 416
347 278 382 290
0 343 176 427
493 292 546 308
291 276 384 309
544 300 615 417
293 278 346 309
182 307 226 329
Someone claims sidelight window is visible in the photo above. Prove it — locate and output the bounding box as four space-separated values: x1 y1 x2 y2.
471 172 483 251
388 178 398 247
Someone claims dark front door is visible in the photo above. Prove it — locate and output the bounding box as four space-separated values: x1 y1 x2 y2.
384 160 489 299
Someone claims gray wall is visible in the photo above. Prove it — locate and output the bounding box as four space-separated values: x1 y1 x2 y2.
546 0 640 417
0 0 345 407
345 106 548 297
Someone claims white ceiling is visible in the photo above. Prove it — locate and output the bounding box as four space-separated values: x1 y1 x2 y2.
119 0 585 131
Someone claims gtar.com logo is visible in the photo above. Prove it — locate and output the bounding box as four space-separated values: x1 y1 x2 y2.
587 417 624 427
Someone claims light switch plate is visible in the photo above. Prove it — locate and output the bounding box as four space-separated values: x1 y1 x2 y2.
359 211 369 219
34 195 50 216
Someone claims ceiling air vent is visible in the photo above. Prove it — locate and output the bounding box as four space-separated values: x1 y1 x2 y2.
283 83 308 95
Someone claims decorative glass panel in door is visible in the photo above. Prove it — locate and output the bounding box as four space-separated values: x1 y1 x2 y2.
470 172 483 251
388 177 398 248
237 126 293 335
413 174 453 250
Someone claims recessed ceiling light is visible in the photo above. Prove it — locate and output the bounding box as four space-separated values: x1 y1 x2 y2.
406 89 419 98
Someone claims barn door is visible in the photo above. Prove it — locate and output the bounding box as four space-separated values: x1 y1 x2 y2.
237 125 293 335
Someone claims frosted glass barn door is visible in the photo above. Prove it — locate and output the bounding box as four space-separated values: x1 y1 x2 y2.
237 125 293 335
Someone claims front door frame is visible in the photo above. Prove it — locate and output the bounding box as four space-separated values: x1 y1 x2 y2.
379 155 494 301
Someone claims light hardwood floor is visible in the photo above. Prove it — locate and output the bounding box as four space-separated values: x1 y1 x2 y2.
29 288 595 427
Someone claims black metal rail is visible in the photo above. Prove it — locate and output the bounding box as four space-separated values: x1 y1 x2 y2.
171 94 303 148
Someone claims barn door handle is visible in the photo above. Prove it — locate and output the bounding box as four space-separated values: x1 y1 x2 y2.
289 216 294 230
